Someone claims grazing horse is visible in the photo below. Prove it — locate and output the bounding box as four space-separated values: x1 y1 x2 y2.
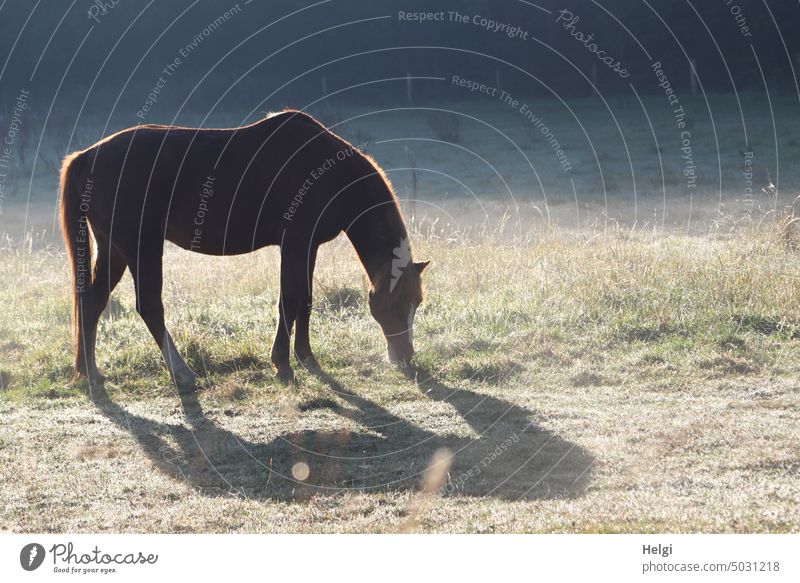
59 109 429 389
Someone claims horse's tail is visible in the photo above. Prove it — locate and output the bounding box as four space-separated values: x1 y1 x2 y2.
58 151 92 370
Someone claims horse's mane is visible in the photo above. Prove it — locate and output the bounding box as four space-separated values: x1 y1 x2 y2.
267 109 400 203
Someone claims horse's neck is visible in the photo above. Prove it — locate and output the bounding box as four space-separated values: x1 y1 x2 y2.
345 184 408 286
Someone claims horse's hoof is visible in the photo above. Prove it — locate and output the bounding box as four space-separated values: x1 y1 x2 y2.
74 370 106 388
176 380 198 395
296 354 320 372
275 367 295 384
174 372 199 394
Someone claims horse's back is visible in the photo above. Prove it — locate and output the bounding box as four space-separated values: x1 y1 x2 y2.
68 111 349 255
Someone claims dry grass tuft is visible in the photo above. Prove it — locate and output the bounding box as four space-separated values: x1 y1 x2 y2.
775 206 800 251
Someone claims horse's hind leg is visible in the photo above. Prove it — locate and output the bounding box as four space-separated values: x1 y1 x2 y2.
75 237 127 387
126 243 198 391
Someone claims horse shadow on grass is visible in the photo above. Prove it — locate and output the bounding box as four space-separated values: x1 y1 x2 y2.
88 366 594 502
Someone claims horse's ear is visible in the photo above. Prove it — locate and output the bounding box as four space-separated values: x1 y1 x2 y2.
415 260 431 273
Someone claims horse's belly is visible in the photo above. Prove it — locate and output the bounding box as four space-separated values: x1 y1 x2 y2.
166 215 279 256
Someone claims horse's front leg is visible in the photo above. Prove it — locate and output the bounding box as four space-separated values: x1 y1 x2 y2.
271 244 311 381
294 245 318 369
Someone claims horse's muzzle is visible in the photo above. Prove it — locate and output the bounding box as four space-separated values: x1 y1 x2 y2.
387 338 414 366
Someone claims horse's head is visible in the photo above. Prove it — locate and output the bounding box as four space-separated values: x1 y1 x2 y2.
368 258 430 366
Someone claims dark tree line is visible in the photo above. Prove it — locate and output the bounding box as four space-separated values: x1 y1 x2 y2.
1 0 798 115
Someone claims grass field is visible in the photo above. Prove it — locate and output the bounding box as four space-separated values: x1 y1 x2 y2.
2 194 800 533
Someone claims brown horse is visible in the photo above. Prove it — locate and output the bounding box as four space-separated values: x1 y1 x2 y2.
59 109 428 389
